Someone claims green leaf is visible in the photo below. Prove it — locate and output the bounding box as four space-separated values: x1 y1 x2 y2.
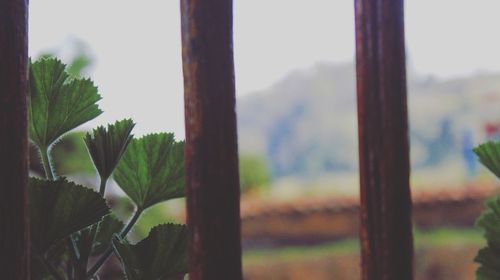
474 141 500 179
85 119 135 180
474 141 500 279
51 131 96 175
29 58 102 149
475 195 500 279
476 246 500 280
112 224 188 280
113 133 185 209
30 177 110 253
67 54 92 78
91 214 125 256
134 202 179 239
476 196 500 246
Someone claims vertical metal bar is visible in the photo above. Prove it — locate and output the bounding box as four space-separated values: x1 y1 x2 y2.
354 0 413 279
0 0 30 279
180 1 243 280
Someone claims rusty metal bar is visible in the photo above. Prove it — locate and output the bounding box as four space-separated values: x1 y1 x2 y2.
180 0 243 279
355 0 414 279
0 0 30 279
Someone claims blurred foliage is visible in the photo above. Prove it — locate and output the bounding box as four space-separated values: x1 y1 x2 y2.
66 54 92 78
30 131 96 176
39 52 92 79
52 131 96 175
239 154 271 193
133 202 180 239
38 38 93 79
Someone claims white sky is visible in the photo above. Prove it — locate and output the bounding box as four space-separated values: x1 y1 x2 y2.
29 0 500 137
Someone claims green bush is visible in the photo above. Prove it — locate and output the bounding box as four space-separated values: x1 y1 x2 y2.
239 154 271 194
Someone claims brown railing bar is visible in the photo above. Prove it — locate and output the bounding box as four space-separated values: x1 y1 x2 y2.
0 0 30 279
180 0 243 279
354 0 414 279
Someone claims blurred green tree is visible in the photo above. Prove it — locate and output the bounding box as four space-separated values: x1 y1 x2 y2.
239 154 271 194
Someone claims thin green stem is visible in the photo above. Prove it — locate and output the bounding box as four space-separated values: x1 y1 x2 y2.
89 178 108 245
36 253 65 280
98 176 107 196
119 208 142 237
76 177 109 279
39 147 56 180
68 236 80 273
90 178 108 245
40 146 81 278
86 208 143 279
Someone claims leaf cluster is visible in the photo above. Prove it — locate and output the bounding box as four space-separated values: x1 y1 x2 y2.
28 57 188 280
473 141 500 279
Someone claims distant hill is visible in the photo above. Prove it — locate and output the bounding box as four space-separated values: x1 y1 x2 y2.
237 62 500 180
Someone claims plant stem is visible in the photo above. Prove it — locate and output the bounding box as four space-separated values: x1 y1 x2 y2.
40 146 56 180
91 179 108 245
119 208 142 237
86 207 143 279
40 146 81 277
98 176 107 195
76 177 109 279
36 253 65 280
89 178 108 246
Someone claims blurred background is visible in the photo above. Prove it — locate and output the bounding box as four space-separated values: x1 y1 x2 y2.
29 0 500 279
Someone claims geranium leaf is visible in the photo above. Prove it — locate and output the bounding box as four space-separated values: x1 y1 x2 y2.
30 177 110 254
474 141 500 179
476 246 500 280
112 224 188 280
91 214 125 256
85 119 135 180
113 133 185 209
475 195 500 279
477 196 500 246
29 58 102 149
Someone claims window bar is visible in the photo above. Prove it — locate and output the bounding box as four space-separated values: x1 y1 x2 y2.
180 1 243 279
354 0 414 279
0 0 30 278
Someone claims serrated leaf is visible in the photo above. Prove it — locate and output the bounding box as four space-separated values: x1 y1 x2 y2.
91 214 125 256
112 224 188 280
476 246 500 280
113 133 185 209
476 196 500 246
29 58 102 149
474 141 500 179
473 141 500 279
475 195 500 279
85 119 135 180
30 177 110 253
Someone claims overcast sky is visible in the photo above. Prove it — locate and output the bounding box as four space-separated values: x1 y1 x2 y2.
29 0 500 137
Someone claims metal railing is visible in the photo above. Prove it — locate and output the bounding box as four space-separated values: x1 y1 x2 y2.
0 0 30 279
1 0 413 279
